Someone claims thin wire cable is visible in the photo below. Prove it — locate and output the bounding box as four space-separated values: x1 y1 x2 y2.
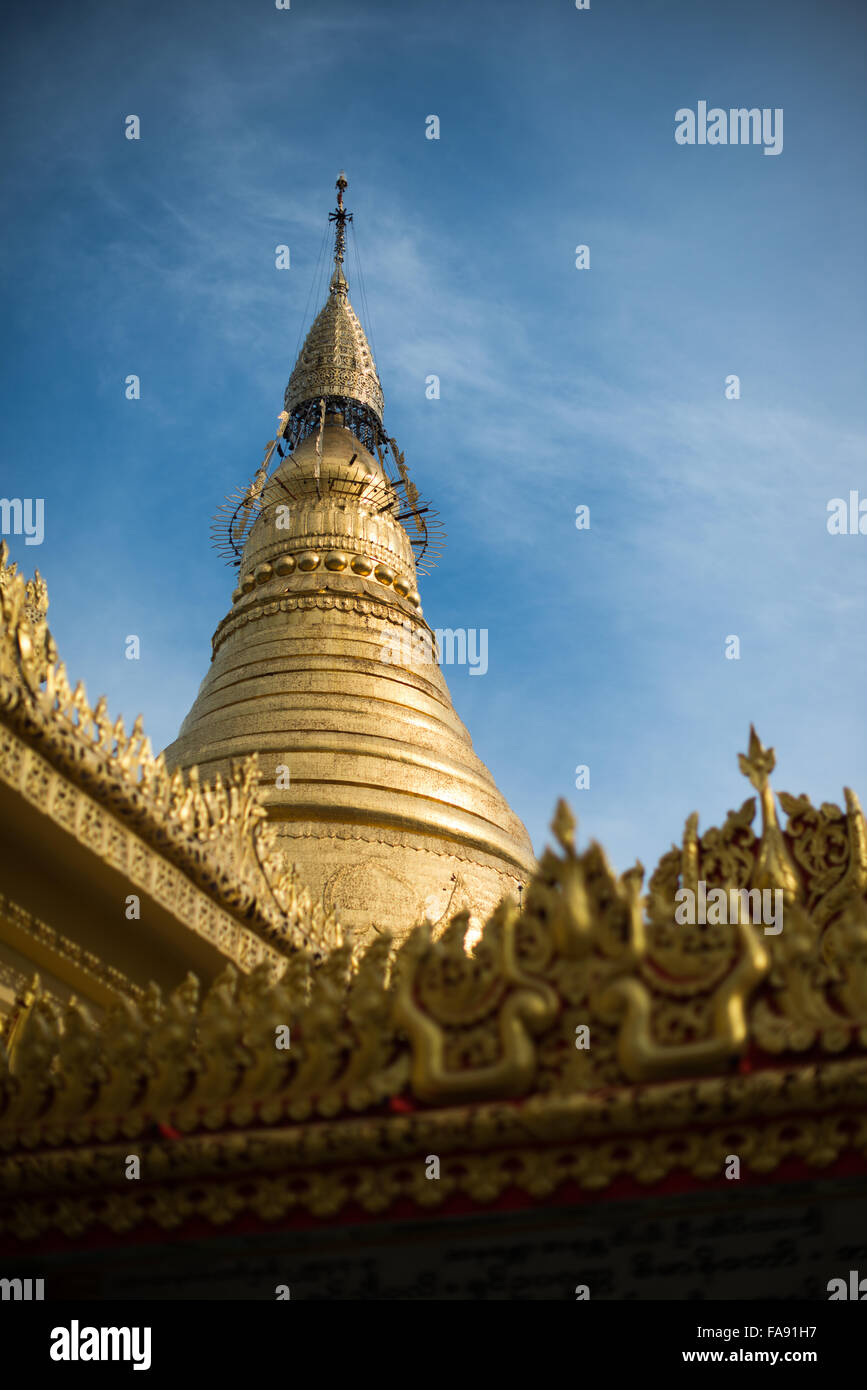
317 217 331 307
294 222 329 363
349 220 377 367
355 225 377 362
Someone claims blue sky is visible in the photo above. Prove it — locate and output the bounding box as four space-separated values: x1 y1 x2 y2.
1 0 865 879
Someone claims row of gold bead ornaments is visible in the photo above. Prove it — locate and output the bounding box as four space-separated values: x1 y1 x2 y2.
233 552 421 609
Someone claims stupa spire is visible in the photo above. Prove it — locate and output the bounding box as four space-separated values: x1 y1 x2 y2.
283 171 384 427
169 175 536 943
328 170 350 297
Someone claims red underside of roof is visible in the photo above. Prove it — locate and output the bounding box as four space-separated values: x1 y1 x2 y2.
2 1149 866 1258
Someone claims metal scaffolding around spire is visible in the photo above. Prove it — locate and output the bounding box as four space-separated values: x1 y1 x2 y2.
210 175 446 575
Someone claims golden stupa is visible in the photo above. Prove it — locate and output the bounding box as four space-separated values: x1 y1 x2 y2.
164 175 535 939
1 176 866 1302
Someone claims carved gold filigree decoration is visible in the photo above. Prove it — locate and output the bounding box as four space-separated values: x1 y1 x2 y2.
2 1056 866 1240
284 286 384 421
0 542 339 958
2 719 866 1153
1 556 867 1237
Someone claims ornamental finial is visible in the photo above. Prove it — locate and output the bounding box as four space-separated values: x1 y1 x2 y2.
328 170 351 297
